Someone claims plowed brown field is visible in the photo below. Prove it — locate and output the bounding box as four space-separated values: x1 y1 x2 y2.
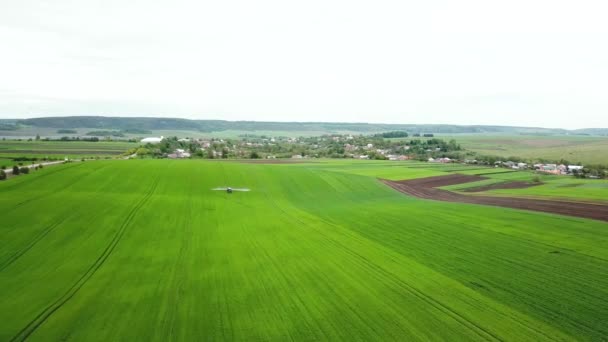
382 174 608 222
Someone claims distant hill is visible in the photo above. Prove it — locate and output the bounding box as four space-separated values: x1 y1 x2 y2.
571 128 608 136
7 116 608 136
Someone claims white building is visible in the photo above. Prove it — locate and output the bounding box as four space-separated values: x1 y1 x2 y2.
141 136 164 143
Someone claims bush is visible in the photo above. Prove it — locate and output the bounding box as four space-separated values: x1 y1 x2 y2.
0 170 6 180
20 167 30 174
12 165 20 175
0 165 5 170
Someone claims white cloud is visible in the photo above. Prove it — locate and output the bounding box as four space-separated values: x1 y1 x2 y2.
0 0 607 128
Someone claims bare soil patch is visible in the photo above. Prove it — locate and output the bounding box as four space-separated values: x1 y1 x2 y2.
382 174 608 222
463 181 541 192
402 174 487 187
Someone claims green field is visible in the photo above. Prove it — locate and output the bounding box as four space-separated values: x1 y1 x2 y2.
0 158 12 167
445 134 608 165
0 140 135 161
1 160 607 341
387 134 608 165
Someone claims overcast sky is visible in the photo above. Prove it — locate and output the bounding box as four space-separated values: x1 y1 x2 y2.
1 0 607 128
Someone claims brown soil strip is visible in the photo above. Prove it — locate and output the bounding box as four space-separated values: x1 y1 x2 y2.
463 181 541 192
382 174 608 222
401 174 488 187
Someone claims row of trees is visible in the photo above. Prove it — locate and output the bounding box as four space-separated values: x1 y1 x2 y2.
374 131 409 138
572 165 608 179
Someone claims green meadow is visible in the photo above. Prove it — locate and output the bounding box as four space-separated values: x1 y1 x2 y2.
1 160 607 341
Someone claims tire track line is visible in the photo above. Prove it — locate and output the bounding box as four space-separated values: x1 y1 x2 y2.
10 174 161 342
0 163 84 192
6 163 108 212
0 217 68 272
257 175 501 341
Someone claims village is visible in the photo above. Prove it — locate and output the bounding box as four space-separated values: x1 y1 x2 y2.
126 133 608 179
136 133 457 161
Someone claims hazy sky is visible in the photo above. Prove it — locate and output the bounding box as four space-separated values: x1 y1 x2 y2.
1 0 607 128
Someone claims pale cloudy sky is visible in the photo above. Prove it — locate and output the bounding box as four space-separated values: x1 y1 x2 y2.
0 0 607 128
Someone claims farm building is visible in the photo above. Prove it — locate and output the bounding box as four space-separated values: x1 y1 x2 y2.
167 149 191 159
430 157 452 163
535 164 569 175
141 136 164 143
388 155 409 161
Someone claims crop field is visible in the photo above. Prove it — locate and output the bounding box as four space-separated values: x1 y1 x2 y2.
387 134 608 164
0 140 135 161
305 160 488 180
312 162 608 204
1 160 607 341
439 168 608 202
448 134 608 165
485 176 608 202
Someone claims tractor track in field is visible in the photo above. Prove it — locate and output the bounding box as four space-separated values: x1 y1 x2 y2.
2 163 112 233
10 175 161 342
0 162 84 193
0 217 68 272
257 173 507 341
382 174 608 222
5 162 111 212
